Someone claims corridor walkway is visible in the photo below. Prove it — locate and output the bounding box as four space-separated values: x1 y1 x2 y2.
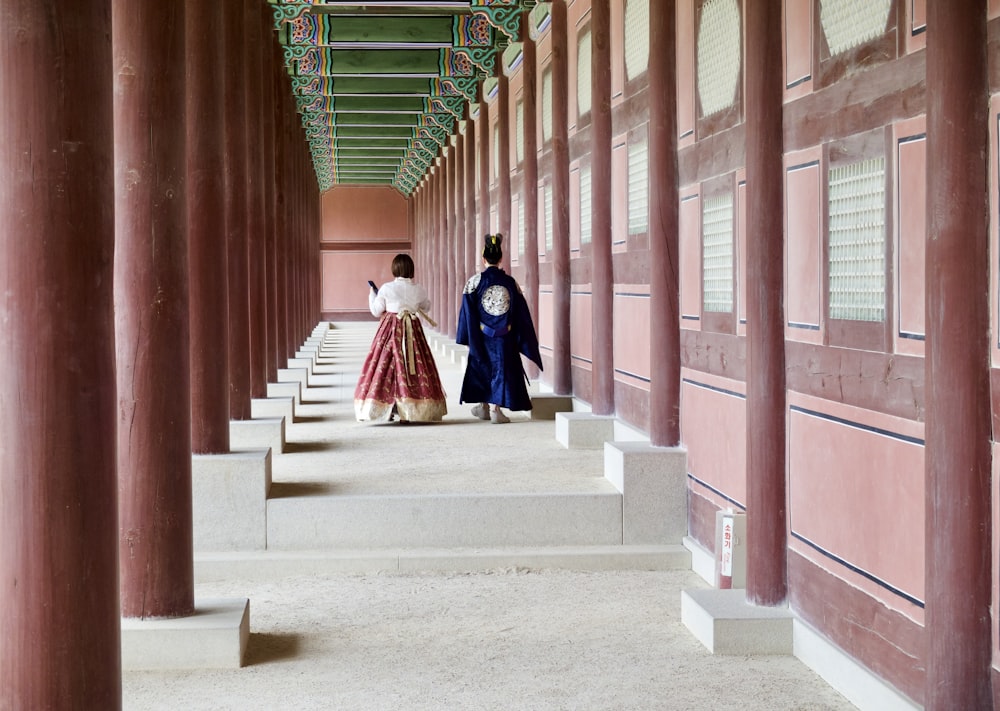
122 322 855 711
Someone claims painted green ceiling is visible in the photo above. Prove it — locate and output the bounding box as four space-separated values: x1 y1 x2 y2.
269 1 538 196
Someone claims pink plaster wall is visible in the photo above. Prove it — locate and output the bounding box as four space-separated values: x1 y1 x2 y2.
677 0 696 146
788 395 926 610
321 186 410 242
612 136 628 247
784 154 823 342
610 0 625 102
320 186 413 315
568 0 589 132
321 250 399 313
538 288 554 353
895 119 926 356
783 0 813 99
907 0 926 52
613 291 651 385
681 372 747 506
736 178 748 334
570 163 582 253
680 190 702 325
991 94 1000 371
570 289 593 363
994 442 1000 667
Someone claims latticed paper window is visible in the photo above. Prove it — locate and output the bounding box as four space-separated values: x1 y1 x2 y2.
820 0 891 56
542 67 553 142
624 0 650 81
696 0 741 117
627 135 649 235
515 100 525 164
828 157 886 321
702 192 734 312
493 123 500 180
580 163 592 244
544 182 554 252
578 28 592 116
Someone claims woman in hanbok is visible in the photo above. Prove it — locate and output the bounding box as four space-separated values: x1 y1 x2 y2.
456 234 542 423
354 253 447 422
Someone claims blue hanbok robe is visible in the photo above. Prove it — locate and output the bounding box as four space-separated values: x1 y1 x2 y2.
456 266 543 411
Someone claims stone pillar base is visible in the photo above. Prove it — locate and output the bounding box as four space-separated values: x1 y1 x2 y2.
555 412 616 449
251 396 295 423
121 597 250 670
230 417 284 454
681 588 793 655
192 449 271 550
267 381 301 407
277 367 309 388
604 443 687 544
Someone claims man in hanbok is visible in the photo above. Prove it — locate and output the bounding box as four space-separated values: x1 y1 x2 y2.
456 234 543 423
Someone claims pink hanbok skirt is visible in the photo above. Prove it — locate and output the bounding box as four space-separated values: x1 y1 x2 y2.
354 311 447 422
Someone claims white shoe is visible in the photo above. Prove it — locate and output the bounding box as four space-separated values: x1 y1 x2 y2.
471 404 490 420
491 409 510 424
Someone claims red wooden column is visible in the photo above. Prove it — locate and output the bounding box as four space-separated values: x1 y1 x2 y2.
478 99 492 237
245 0 268 399
113 0 195 619
497 73 513 241
225 0 252 421
550 0 572 395
647 1 680 446
273 41 290 364
445 143 456 336
260 9 279 382
744 0 787 606
188 0 231 454
925 1 992 707
590 0 614 414
435 168 446 323
465 110 479 278
1 3 120 707
454 130 467 322
522 28 541 347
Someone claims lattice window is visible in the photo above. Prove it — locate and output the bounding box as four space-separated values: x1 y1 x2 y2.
578 27 593 117
627 134 649 235
696 0 741 117
702 192 734 313
624 0 650 81
580 163 592 245
515 100 525 164
542 67 553 142
820 0 891 56
544 182 554 252
493 123 500 180
828 157 886 321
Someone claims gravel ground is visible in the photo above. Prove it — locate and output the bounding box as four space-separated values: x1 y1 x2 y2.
122 323 856 711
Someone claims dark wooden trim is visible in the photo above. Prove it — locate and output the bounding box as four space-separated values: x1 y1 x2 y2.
789 549 924 707
680 330 747 382
785 46 924 152
785 340 923 421
320 241 412 252
812 0 902 90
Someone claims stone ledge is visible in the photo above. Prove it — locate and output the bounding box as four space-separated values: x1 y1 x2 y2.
681 588 793 655
121 597 250 670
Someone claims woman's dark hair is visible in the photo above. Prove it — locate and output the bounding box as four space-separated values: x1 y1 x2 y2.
482 233 503 265
391 253 415 278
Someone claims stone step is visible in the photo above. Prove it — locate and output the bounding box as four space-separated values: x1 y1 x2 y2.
265 491 624 550
194 544 691 582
